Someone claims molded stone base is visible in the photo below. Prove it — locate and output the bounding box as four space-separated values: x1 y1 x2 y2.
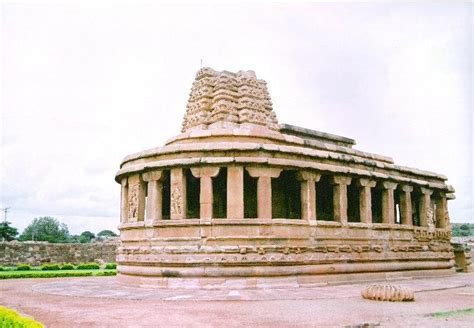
117 267 455 289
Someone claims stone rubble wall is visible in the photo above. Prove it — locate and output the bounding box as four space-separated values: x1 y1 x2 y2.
0 240 119 266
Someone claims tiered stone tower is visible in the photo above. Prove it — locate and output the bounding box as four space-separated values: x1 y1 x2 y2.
182 68 279 132
115 68 455 289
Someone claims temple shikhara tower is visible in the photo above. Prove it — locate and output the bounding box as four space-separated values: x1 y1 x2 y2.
115 68 455 288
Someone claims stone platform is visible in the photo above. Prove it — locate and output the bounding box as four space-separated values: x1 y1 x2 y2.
1 274 472 327
31 273 471 301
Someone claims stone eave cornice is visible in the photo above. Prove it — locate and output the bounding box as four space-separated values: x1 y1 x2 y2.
115 140 451 191
115 155 453 193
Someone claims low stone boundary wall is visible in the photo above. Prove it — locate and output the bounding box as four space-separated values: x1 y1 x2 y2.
0 240 119 266
452 242 473 273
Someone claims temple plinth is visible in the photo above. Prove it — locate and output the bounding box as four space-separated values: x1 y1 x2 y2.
115 68 455 289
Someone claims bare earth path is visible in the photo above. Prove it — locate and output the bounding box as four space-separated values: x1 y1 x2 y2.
1 273 473 327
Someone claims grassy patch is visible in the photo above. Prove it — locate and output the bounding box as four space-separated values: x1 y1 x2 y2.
0 269 116 279
430 308 474 318
0 305 44 327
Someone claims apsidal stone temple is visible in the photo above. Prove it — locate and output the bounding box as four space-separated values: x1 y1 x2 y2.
115 68 455 288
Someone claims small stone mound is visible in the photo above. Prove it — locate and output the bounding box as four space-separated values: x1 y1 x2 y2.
361 284 414 302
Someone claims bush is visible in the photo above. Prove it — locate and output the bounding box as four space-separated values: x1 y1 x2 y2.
77 263 100 270
40 264 61 271
16 264 31 271
61 263 75 270
104 263 117 270
0 266 4 271
0 271 94 279
0 305 44 327
95 271 117 276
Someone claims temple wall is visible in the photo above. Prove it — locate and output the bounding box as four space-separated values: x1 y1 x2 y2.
0 240 119 266
114 68 456 288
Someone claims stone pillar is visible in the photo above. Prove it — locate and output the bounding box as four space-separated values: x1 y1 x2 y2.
170 168 187 220
142 171 164 222
246 167 282 220
419 187 433 227
227 166 244 219
296 172 321 222
191 167 221 221
357 178 376 224
330 176 352 224
399 185 413 226
127 174 146 222
435 192 447 228
120 178 129 224
381 182 397 224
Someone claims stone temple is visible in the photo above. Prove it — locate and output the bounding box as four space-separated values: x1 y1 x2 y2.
115 68 455 288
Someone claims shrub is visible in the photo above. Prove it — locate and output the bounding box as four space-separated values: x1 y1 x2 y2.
77 263 100 270
16 264 31 271
104 263 117 270
61 263 75 270
95 271 117 276
0 266 4 271
41 264 61 271
0 305 44 327
0 271 94 279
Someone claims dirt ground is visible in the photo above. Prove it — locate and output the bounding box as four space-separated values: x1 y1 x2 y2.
1 273 473 327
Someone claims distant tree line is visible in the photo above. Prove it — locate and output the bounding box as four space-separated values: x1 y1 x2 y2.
451 223 474 237
0 216 118 243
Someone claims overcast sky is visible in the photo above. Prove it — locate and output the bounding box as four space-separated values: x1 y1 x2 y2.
1 2 472 234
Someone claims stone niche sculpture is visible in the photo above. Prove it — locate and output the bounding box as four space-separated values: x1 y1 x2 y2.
115 67 455 289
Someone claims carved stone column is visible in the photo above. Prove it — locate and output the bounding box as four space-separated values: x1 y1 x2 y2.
120 178 129 224
435 192 447 228
246 167 282 220
142 171 164 222
191 167 220 221
330 176 352 224
381 182 397 224
399 185 413 226
419 187 433 227
170 168 187 220
357 178 376 224
227 166 244 219
296 171 321 222
127 174 146 222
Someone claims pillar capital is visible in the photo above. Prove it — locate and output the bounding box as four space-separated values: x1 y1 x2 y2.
191 167 220 178
420 187 433 196
331 175 352 186
357 178 376 188
296 171 321 182
382 181 398 190
246 167 282 179
142 171 163 182
401 184 413 193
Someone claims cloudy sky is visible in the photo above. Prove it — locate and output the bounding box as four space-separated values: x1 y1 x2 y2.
1 2 472 234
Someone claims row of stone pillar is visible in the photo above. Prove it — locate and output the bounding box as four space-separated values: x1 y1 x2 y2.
120 166 448 228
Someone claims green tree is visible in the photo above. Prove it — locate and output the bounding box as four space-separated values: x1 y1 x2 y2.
460 224 470 231
79 231 95 243
97 230 117 237
0 221 19 241
19 217 70 243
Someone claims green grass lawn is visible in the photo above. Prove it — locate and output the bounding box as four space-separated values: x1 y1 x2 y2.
0 269 116 279
430 308 474 318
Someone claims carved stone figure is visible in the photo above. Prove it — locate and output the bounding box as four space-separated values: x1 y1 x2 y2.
171 186 182 216
128 184 139 219
427 206 435 231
